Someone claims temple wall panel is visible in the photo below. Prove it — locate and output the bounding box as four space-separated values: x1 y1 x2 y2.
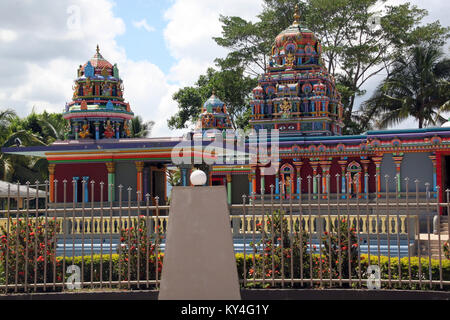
300 159 314 193
232 175 248 204
115 161 137 201
401 152 433 192
329 158 341 193
263 174 276 194
380 154 397 192
368 161 377 193
54 163 108 202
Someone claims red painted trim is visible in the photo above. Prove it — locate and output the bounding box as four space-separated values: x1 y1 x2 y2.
436 151 443 215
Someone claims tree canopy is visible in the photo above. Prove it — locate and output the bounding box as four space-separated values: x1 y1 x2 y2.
210 0 450 133
361 46 450 129
167 65 257 130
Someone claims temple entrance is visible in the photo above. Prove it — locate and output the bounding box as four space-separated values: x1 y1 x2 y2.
347 161 362 197
280 164 294 199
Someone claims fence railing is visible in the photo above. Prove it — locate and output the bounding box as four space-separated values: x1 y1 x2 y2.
0 176 448 294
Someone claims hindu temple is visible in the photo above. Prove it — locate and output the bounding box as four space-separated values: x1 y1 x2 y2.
4 9 450 227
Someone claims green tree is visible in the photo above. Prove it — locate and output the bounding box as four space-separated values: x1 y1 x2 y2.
214 0 450 133
129 116 155 138
0 109 50 183
168 65 257 130
361 46 450 129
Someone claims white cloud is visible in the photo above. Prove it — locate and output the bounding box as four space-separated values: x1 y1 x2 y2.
0 0 174 137
132 19 155 33
1 0 448 139
0 29 17 42
163 0 262 83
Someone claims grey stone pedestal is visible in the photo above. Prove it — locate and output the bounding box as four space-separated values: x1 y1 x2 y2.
158 186 241 300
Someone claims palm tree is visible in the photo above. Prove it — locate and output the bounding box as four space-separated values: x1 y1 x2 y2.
129 116 155 138
0 108 48 183
361 46 450 129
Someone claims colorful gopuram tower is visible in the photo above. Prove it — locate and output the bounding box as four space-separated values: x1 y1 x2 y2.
63 46 134 140
250 6 344 136
195 92 233 136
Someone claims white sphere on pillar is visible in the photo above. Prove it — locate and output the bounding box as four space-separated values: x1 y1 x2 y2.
190 170 207 186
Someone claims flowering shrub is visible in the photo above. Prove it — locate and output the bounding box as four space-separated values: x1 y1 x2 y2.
247 210 315 287
245 212 361 288
0 216 62 289
117 216 163 287
444 241 450 260
321 218 360 282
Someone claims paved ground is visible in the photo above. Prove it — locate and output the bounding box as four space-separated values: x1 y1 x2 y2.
0 289 448 300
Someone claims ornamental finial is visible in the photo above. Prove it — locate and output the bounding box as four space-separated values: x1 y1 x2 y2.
293 4 301 25
96 44 100 54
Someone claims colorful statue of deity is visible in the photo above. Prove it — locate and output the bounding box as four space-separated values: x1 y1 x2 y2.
280 99 292 117
79 124 90 139
84 78 92 96
103 120 115 139
286 52 295 69
123 122 131 137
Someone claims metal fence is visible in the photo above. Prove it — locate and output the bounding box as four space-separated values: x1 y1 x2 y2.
0 175 449 293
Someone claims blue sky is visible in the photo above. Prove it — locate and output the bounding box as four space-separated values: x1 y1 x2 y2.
0 0 448 137
112 0 175 74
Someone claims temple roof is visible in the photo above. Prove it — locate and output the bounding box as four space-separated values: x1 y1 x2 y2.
81 45 114 72
274 5 316 48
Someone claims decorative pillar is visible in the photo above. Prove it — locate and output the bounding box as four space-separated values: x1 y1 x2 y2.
338 159 347 199
74 123 79 140
227 174 232 205
251 167 257 195
429 154 437 198
320 160 331 199
115 122 121 139
361 158 371 198
94 122 100 140
293 160 303 199
82 176 89 203
392 154 404 194
372 156 383 198
73 176 80 203
436 152 443 212
143 167 149 196
260 174 265 195
136 161 145 201
106 162 116 202
49 164 56 203
180 168 187 186
308 160 320 199
275 173 280 199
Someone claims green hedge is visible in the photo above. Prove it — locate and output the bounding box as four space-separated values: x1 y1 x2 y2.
235 253 450 289
1 253 449 290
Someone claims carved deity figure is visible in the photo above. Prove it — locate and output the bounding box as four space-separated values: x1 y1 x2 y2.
102 82 111 96
286 52 295 69
73 83 79 99
280 99 292 117
103 120 115 139
123 122 131 137
79 124 90 139
84 78 92 96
